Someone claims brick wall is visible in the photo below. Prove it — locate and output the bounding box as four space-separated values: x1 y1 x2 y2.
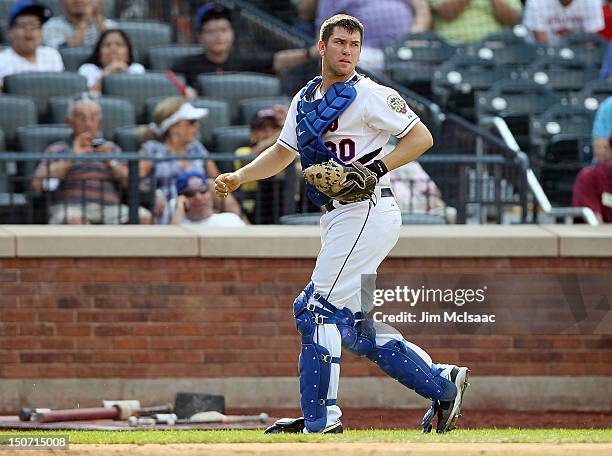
1 257 611 379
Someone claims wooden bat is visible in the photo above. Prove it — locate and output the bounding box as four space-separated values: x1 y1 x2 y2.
176 411 269 424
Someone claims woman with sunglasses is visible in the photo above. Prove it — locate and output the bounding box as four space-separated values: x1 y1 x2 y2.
139 96 240 223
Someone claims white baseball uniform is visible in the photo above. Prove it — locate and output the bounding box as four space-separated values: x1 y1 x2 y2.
277 73 451 430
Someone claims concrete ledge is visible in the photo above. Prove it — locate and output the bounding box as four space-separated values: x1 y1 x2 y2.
391 225 558 257
0 227 15 257
1 376 609 412
0 225 199 258
541 225 612 257
187 226 322 258
0 224 609 258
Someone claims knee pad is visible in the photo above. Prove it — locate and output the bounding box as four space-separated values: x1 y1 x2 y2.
368 340 457 402
338 312 377 357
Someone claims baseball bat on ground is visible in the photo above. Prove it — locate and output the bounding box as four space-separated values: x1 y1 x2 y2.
32 402 173 423
128 411 269 426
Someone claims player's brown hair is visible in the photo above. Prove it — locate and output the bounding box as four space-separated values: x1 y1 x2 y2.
319 14 364 45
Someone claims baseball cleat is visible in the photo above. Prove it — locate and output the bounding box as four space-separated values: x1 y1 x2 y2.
435 366 470 433
264 417 344 434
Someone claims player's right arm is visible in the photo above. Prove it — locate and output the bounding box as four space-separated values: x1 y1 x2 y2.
214 143 296 197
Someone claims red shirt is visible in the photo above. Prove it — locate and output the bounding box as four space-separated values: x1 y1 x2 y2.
600 5 612 41
572 164 612 223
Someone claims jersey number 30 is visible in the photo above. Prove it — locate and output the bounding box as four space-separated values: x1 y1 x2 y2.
325 139 356 162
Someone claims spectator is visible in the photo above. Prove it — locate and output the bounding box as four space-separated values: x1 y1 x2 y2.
170 171 246 226
315 0 432 72
78 29 145 93
389 152 456 223
139 96 241 223
171 3 319 90
430 0 522 43
0 0 63 89
592 96 612 163
522 0 604 46
601 43 612 81
43 0 117 48
31 94 151 224
572 159 612 223
234 106 289 223
600 0 612 41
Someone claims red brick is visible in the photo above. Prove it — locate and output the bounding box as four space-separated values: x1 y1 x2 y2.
1 284 38 296
0 338 38 350
583 337 612 349
259 364 297 376
130 296 170 309
19 296 60 309
204 271 240 282
548 363 585 375
1 259 40 268
92 352 133 363
151 284 186 295
39 310 75 323
112 258 152 269
0 271 18 282
589 364 612 375
133 325 167 336
221 363 259 376
56 324 91 337
78 311 148 322
112 338 148 350
19 324 55 337
0 296 18 309
168 271 203 282
81 284 115 295
132 352 167 363
55 270 93 282
94 325 132 336
0 352 18 363
562 351 601 363
2 311 35 322
149 338 184 350
0 324 17 336
38 367 76 378
74 338 109 349
170 324 206 336
3 365 40 378
529 352 564 363
57 296 89 309
39 338 76 350
131 270 168 282
76 366 116 377
112 284 151 296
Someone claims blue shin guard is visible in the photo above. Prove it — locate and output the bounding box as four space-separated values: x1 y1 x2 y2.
293 283 340 433
367 340 457 402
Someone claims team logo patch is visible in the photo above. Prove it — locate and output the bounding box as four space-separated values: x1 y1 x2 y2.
387 94 407 114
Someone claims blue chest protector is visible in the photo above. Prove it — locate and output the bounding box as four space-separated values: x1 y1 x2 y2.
296 76 358 206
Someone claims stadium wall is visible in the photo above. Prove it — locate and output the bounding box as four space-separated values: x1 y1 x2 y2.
0 225 611 412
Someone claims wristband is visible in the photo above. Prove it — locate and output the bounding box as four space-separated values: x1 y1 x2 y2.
366 159 388 179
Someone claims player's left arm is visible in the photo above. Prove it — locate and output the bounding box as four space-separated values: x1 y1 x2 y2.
380 121 433 172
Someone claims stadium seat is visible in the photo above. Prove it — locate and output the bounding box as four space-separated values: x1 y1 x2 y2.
102 72 182 123
59 46 92 72
432 55 505 119
114 125 142 153
48 96 136 142
117 20 172 64
16 124 72 177
279 213 322 225
530 104 595 156
44 0 115 18
0 95 37 150
557 33 607 68
477 79 562 150
144 96 231 148
526 56 599 95
197 72 282 123
239 96 291 125
384 32 456 97
212 125 250 153
572 80 612 112
3 72 87 122
147 45 203 71
465 34 540 71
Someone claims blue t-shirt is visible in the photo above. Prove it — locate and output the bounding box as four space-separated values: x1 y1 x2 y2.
601 43 612 80
592 96 612 139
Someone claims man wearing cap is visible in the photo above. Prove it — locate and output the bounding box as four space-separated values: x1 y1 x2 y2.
171 171 246 227
171 2 320 89
0 0 63 89
43 0 116 48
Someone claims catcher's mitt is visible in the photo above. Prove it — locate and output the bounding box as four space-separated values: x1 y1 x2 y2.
303 159 378 204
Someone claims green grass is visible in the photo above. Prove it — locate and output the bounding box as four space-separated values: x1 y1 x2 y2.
1 429 611 445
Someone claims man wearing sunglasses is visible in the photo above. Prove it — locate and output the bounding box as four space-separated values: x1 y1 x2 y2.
171 171 245 227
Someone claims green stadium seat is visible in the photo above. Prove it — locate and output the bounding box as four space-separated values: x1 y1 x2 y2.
239 96 291 125
212 125 251 154
48 96 136 142
0 95 37 150
117 20 172 64
148 45 204 71
114 125 142 153
526 56 599 95
3 72 87 122
102 72 182 123
59 46 92 72
197 72 282 123
44 0 115 18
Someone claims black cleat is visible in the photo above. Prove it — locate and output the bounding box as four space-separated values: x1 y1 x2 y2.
435 367 470 433
264 417 343 434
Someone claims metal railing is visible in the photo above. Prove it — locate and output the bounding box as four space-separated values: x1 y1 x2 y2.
0 151 526 225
